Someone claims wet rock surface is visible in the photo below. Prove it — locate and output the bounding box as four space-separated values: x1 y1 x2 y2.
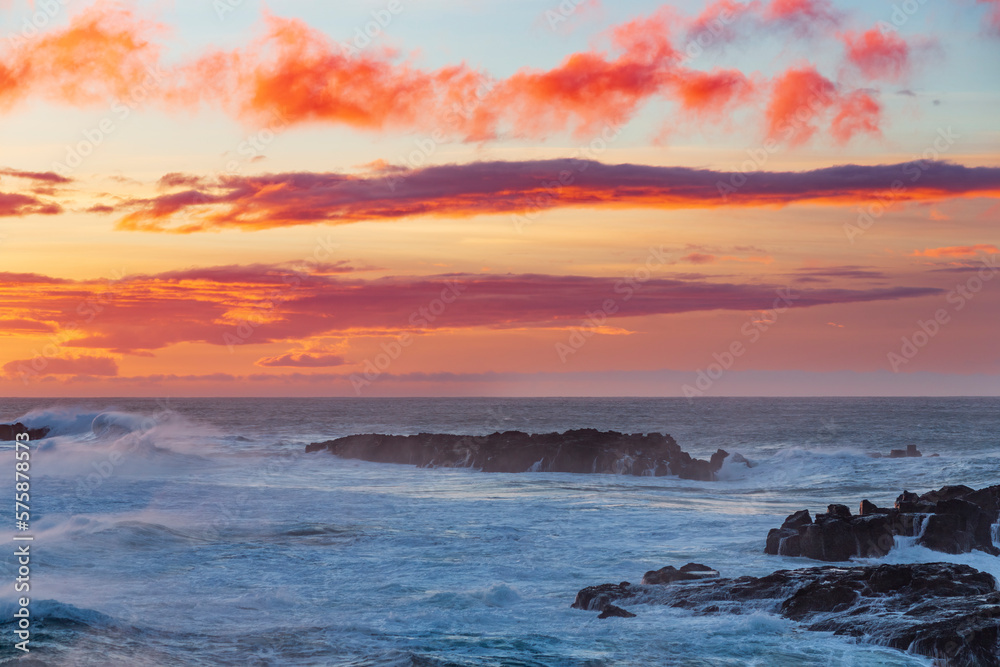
641 563 719 585
573 562 1000 666
306 429 728 480
0 422 49 441
764 484 1000 560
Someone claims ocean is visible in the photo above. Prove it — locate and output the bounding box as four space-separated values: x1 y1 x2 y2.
1 397 998 666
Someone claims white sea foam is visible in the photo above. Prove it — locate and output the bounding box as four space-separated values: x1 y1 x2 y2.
5 398 993 666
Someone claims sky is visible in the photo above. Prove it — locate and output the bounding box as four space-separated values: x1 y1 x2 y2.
0 0 998 397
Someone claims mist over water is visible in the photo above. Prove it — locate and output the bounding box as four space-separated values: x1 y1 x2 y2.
1 397 997 665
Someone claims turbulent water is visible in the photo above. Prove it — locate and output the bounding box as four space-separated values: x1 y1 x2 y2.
1 397 998 666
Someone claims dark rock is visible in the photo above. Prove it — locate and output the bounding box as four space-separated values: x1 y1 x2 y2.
889 449 907 458
642 563 719 585
709 448 728 470
597 604 636 619
307 429 724 480
851 514 895 558
765 528 794 555
782 509 812 531
573 563 1000 666
827 503 852 519
781 581 858 619
766 484 1000 561
895 489 935 513
906 444 922 457
859 499 883 515
571 582 634 612
923 485 978 504
800 518 855 562
0 423 49 441
917 498 999 556
776 532 801 557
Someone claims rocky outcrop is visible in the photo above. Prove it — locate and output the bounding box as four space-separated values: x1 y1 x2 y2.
641 562 719 585
306 429 729 480
0 422 49 441
764 485 1000 560
573 562 1000 666
871 444 939 458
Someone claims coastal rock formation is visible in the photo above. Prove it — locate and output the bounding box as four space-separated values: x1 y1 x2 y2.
573 562 1000 666
306 429 729 480
0 422 49 441
641 562 719 585
765 484 1000 560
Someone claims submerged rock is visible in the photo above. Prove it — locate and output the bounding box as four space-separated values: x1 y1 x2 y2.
0 422 49 441
573 562 1000 666
764 484 1000 560
597 604 636 619
306 429 727 480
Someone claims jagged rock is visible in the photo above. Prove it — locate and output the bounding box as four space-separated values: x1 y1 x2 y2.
306 429 726 480
859 499 890 516
783 509 812 530
766 484 1000 561
827 503 852 520
730 452 753 467
597 604 636 619
573 562 1000 666
0 422 49 441
641 563 719 585
572 582 632 613
710 448 728 470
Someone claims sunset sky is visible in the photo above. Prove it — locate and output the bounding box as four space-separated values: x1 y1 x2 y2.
1 0 998 397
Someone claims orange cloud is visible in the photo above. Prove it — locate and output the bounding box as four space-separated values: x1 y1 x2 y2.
0 3 916 147
0 1 163 110
912 244 999 258
0 264 943 356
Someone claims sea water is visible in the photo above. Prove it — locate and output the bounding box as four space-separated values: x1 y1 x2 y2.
1 397 998 666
